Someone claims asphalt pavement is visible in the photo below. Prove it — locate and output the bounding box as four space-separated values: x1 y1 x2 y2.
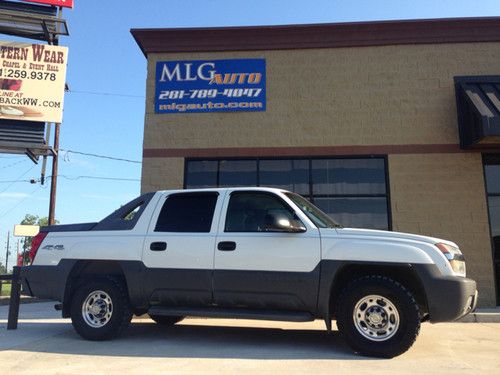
0 302 499 374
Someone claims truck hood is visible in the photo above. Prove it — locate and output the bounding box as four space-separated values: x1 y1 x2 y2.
323 227 457 247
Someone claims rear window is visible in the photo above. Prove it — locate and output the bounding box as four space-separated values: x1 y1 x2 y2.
154 192 218 233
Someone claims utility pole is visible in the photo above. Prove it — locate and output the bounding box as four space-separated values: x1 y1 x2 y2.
5 231 10 273
48 6 63 225
48 122 59 225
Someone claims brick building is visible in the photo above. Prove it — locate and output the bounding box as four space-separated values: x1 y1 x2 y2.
132 18 500 307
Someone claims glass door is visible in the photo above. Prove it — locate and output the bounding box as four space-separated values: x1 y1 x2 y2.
484 154 500 305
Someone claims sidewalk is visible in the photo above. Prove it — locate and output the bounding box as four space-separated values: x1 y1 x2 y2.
0 295 49 306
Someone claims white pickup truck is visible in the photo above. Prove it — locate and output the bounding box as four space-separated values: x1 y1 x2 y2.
21 187 477 357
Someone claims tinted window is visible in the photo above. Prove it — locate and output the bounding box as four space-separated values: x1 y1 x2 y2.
225 192 297 232
485 164 500 194
185 161 218 188
314 197 388 230
155 193 218 233
219 160 257 187
312 159 386 195
259 159 309 196
185 157 389 230
484 155 500 304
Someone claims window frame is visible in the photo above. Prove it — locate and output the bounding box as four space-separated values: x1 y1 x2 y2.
184 155 392 230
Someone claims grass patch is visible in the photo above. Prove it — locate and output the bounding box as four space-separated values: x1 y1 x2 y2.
0 282 12 296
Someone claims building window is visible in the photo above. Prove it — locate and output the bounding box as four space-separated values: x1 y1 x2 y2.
311 158 388 230
185 157 390 230
219 160 258 187
484 154 500 305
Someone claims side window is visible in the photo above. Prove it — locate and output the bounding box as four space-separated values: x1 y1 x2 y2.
225 192 298 232
122 202 143 221
155 192 218 233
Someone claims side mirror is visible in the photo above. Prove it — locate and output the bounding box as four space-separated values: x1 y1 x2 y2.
264 213 306 233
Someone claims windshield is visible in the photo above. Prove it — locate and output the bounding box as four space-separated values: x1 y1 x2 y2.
285 192 342 229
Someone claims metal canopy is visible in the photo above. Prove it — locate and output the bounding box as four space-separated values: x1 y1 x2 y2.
0 119 54 162
0 0 68 43
455 76 500 149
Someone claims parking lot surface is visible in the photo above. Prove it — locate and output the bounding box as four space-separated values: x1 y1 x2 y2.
1 302 499 374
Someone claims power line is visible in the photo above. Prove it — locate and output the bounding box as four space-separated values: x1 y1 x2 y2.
0 174 140 184
61 149 142 164
0 165 35 193
0 159 27 170
58 175 140 182
0 185 43 221
68 90 145 99
0 179 32 184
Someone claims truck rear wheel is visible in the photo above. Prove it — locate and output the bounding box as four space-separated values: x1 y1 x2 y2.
70 277 132 341
336 275 420 358
149 315 184 325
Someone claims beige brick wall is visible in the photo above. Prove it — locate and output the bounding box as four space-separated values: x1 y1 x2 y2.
141 157 184 192
143 42 500 150
389 153 496 306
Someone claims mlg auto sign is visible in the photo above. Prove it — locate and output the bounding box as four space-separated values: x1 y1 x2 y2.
155 59 266 113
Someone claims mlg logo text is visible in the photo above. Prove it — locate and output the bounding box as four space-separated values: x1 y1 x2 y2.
158 62 262 85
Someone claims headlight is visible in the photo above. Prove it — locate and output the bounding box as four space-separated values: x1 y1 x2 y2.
435 243 466 277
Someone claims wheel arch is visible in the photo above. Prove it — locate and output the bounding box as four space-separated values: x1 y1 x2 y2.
321 262 429 322
62 259 146 317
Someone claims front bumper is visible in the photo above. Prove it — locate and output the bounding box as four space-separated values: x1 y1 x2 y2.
415 264 478 322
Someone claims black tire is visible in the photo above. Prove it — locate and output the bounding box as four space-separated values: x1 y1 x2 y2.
70 277 132 341
149 315 184 325
336 275 420 358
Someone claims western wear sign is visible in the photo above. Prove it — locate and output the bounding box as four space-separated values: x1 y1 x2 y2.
0 41 68 123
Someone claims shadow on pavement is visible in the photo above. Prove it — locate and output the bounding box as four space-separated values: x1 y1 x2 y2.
4 321 370 360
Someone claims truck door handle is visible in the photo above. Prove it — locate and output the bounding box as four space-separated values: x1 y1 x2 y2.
150 242 167 251
217 241 236 251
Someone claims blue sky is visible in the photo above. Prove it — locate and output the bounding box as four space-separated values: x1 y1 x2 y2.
1 0 500 267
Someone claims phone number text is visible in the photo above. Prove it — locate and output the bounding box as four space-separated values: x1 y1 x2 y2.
158 88 262 100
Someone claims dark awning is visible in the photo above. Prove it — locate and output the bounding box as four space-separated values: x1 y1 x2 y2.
455 76 500 149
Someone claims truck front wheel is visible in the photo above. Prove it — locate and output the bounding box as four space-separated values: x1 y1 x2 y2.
336 275 420 358
70 277 133 341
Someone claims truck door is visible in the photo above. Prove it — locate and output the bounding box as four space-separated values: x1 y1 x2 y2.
213 190 321 312
142 191 222 307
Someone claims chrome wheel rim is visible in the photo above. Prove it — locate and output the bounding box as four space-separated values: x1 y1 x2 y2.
82 290 113 328
353 294 400 342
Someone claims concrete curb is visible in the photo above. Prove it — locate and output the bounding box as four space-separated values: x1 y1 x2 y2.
458 308 500 323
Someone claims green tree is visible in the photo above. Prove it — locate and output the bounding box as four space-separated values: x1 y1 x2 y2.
0 261 6 275
19 214 57 265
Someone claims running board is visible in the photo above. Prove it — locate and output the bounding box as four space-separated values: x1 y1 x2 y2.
147 306 315 322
